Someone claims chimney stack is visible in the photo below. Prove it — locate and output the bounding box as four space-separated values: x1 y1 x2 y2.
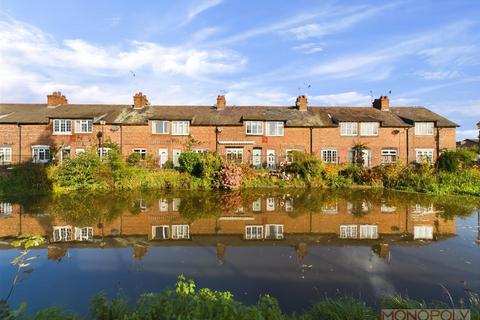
296 95 308 111
216 95 226 110
373 96 390 111
133 92 149 109
47 91 68 106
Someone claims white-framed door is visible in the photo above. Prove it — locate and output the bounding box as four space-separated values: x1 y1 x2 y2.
266 149 275 168
158 148 168 167
172 149 182 167
362 149 371 167
252 148 262 167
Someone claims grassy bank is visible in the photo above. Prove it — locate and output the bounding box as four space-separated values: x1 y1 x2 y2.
0 148 479 197
1 276 478 320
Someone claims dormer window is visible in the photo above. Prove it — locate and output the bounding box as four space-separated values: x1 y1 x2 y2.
415 122 434 135
172 121 189 135
340 122 358 136
360 122 379 136
53 119 72 135
75 120 93 133
245 121 263 135
266 121 284 136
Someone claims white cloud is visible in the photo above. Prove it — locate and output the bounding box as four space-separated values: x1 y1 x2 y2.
288 4 396 40
292 42 325 54
416 70 462 80
457 130 479 140
310 91 371 105
0 16 247 104
418 45 479 67
185 0 222 23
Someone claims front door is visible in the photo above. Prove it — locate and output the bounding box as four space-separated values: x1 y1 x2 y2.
158 149 168 167
362 149 371 167
252 148 262 167
172 149 182 167
266 149 275 169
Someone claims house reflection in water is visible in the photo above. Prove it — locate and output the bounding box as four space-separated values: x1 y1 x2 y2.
0 192 459 255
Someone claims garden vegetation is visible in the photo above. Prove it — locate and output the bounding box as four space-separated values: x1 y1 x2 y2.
1 276 478 320
0 146 479 197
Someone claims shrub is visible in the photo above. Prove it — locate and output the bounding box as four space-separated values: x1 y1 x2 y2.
126 152 142 166
436 150 458 172
178 151 202 174
0 163 52 195
220 162 242 189
455 148 478 168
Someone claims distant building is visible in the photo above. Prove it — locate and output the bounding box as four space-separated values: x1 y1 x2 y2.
457 138 479 149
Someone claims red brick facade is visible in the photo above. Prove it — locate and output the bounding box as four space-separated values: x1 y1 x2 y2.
0 92 457 166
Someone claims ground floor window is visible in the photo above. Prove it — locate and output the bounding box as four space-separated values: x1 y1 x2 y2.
413 226 434 240
415 149 434 164
172 225 190 239
32 145 50 163
265 224 284 239
285 149 303 163
132 148 147 160
266 198 275 211
75 148 85 155
0 202 13 216
359 225 378 239
381 148 397 164
0 146 12 164
322 201 338 214
245 225 263 239
152 225 170 239
159 199 169 211
75 227 93 241
252 198 261 211
53 226 72 242
97 147 111 159
321 149 338 163
226 147 243 163
339 225 357 239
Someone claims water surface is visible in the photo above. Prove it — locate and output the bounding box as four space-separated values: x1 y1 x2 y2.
0 189 479 315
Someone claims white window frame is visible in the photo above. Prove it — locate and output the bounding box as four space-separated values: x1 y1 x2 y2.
322 201 338 214
414 122 434 136
172 225 190 239
0 147 12 163
266 121 284 137
415 149 434 164
340 225 357 239
226 148 243 163
266 198 275 211
159 199 169 211
75 119 93 133
0 202 13 216
32 145 50 163
340 122 358 136
360 122 379 136
381 149 398 164
359 225 378 239
75 227 93 241
152 225 170 239
97 147 111 158
53 119 72 135
152 120 169 134
414 226 434 240
75 148 85 155
252 198 261 212
172 121 190 136
245 121 263 135
172 198 181 211
285 199 293 212
53 226 73 242
265 224 284 240
132 148 147 160
245 225 264 240
321 148 338 163
285 149 303 163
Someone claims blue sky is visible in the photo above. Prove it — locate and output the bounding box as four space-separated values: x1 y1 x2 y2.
0 0 479 139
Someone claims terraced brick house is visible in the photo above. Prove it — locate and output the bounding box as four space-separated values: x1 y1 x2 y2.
0 92 458 167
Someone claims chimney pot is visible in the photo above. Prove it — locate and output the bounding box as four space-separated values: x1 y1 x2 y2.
373 95 390 111
296 95 308 111
47 91 68 106
133 92 149 109
216 95 226 110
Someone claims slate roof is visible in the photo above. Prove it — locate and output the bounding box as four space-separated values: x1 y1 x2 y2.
390 107 459 127
0 102 458 128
